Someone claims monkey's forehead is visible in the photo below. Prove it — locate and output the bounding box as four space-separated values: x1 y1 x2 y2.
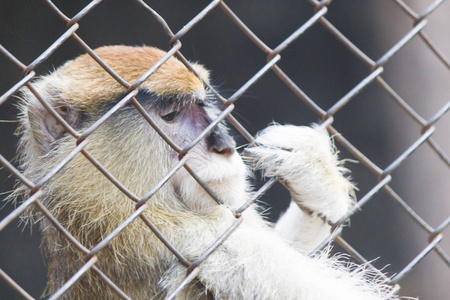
42 45 209 109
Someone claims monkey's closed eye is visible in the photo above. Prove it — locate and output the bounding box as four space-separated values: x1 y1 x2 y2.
160 110 180 122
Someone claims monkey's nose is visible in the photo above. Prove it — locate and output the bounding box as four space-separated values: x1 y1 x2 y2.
206 129 236 156
212 145 235 156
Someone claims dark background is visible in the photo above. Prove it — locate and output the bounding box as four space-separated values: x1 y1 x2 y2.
0 1 449 299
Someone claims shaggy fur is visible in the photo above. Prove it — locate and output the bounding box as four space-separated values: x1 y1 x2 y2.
12 46 397 299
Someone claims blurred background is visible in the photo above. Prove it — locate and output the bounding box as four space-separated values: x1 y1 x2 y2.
0 0 449 299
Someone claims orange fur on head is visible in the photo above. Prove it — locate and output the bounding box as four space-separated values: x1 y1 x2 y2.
51 45 210 111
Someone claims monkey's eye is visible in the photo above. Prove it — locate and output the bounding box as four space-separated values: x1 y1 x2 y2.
160 110 180 122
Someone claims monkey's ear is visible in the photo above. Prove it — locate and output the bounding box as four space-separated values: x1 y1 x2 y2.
26 95 81 154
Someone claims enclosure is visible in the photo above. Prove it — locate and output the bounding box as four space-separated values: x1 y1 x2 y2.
0 0 449 299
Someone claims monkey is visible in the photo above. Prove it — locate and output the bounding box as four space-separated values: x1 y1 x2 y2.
12 45 396 299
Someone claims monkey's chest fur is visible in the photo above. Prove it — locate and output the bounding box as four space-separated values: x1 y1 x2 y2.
39 199 239 300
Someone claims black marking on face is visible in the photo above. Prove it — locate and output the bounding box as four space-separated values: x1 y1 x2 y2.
98 88 235 152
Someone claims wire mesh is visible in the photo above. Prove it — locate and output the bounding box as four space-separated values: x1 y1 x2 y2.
0 0 448 299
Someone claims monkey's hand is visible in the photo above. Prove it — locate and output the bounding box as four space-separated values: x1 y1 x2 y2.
245 124 355 223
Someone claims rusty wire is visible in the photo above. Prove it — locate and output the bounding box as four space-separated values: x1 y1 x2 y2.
0 0 449 299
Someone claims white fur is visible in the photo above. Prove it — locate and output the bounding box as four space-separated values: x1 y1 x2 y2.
168 123 394 299
275 201 332 254
246 124 356 223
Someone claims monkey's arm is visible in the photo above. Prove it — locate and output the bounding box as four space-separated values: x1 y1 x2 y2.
162 208 387 300
245 124 355 253
274 201 334 253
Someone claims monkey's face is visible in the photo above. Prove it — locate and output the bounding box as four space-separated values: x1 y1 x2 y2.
18 46 250 213
144 92 250 211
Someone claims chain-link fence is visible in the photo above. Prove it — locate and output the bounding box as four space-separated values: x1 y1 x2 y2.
0 0 449 299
